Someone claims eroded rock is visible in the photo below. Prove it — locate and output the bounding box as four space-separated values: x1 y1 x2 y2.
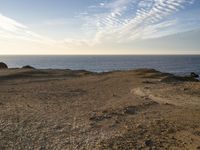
0 62 8 69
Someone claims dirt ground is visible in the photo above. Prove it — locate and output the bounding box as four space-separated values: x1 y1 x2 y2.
0 68 200 150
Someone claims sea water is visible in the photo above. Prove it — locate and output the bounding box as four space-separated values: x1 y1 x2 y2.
0 55 199 76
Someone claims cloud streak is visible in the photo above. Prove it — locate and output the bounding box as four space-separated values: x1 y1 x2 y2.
0 13 93 53
83 0 195 44
0 0 197 54
0 13 55 44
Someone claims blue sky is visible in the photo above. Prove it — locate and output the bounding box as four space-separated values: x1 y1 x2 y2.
0 0 200 54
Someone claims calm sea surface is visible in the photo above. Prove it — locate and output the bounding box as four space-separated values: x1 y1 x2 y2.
0 55 200 75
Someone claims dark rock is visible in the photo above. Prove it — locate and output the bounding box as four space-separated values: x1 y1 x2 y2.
123 106 137 115
194 130 200 136
134 68 160 74
183 88 188 91
191 72 199 78
0 62 8 69
142 80 154 84
164 103 174 106
89 114 112 122
22 65 35 69
145 139 154 147
161 75 198 82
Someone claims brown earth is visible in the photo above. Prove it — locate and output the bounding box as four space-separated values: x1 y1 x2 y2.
0 68 200 150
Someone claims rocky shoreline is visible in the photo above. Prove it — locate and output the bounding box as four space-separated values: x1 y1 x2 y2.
0 62 199 81
0 65 200 149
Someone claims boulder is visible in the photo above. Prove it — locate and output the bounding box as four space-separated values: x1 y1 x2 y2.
0 62 8 69
191 72 199 78
22 65 35 69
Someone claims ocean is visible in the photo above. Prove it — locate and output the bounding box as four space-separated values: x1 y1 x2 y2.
0 55 200 76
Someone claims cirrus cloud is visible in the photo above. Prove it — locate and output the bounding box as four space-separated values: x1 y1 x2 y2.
82 0 196 44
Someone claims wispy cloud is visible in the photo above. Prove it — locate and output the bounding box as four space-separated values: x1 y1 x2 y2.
0 0 197 53
83 0 195 44
0 14 27 32
0 13 94 53
0 13 55 43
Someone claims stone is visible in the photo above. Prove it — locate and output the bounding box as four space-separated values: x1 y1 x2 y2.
145 139 154 147
123 106 137 115
22 65 35 69
191 72 199 78
0 62 8 69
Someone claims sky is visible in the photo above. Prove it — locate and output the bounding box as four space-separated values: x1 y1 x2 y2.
0 0 200 55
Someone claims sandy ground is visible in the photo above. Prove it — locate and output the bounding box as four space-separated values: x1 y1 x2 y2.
0 68 200 150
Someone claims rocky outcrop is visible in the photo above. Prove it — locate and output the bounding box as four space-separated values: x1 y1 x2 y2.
161 75 199 82
0 62 8 69
22 65 35 69
191 72 199 78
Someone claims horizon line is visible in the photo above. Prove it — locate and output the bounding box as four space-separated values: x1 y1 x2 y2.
1 54 200 56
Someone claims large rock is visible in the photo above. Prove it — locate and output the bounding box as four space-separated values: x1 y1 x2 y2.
191 72 199 78
22 65 35 69
0 62 8 69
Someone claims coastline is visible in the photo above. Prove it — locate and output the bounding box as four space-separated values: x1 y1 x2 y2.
1 55 200 75
0 68 200 149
